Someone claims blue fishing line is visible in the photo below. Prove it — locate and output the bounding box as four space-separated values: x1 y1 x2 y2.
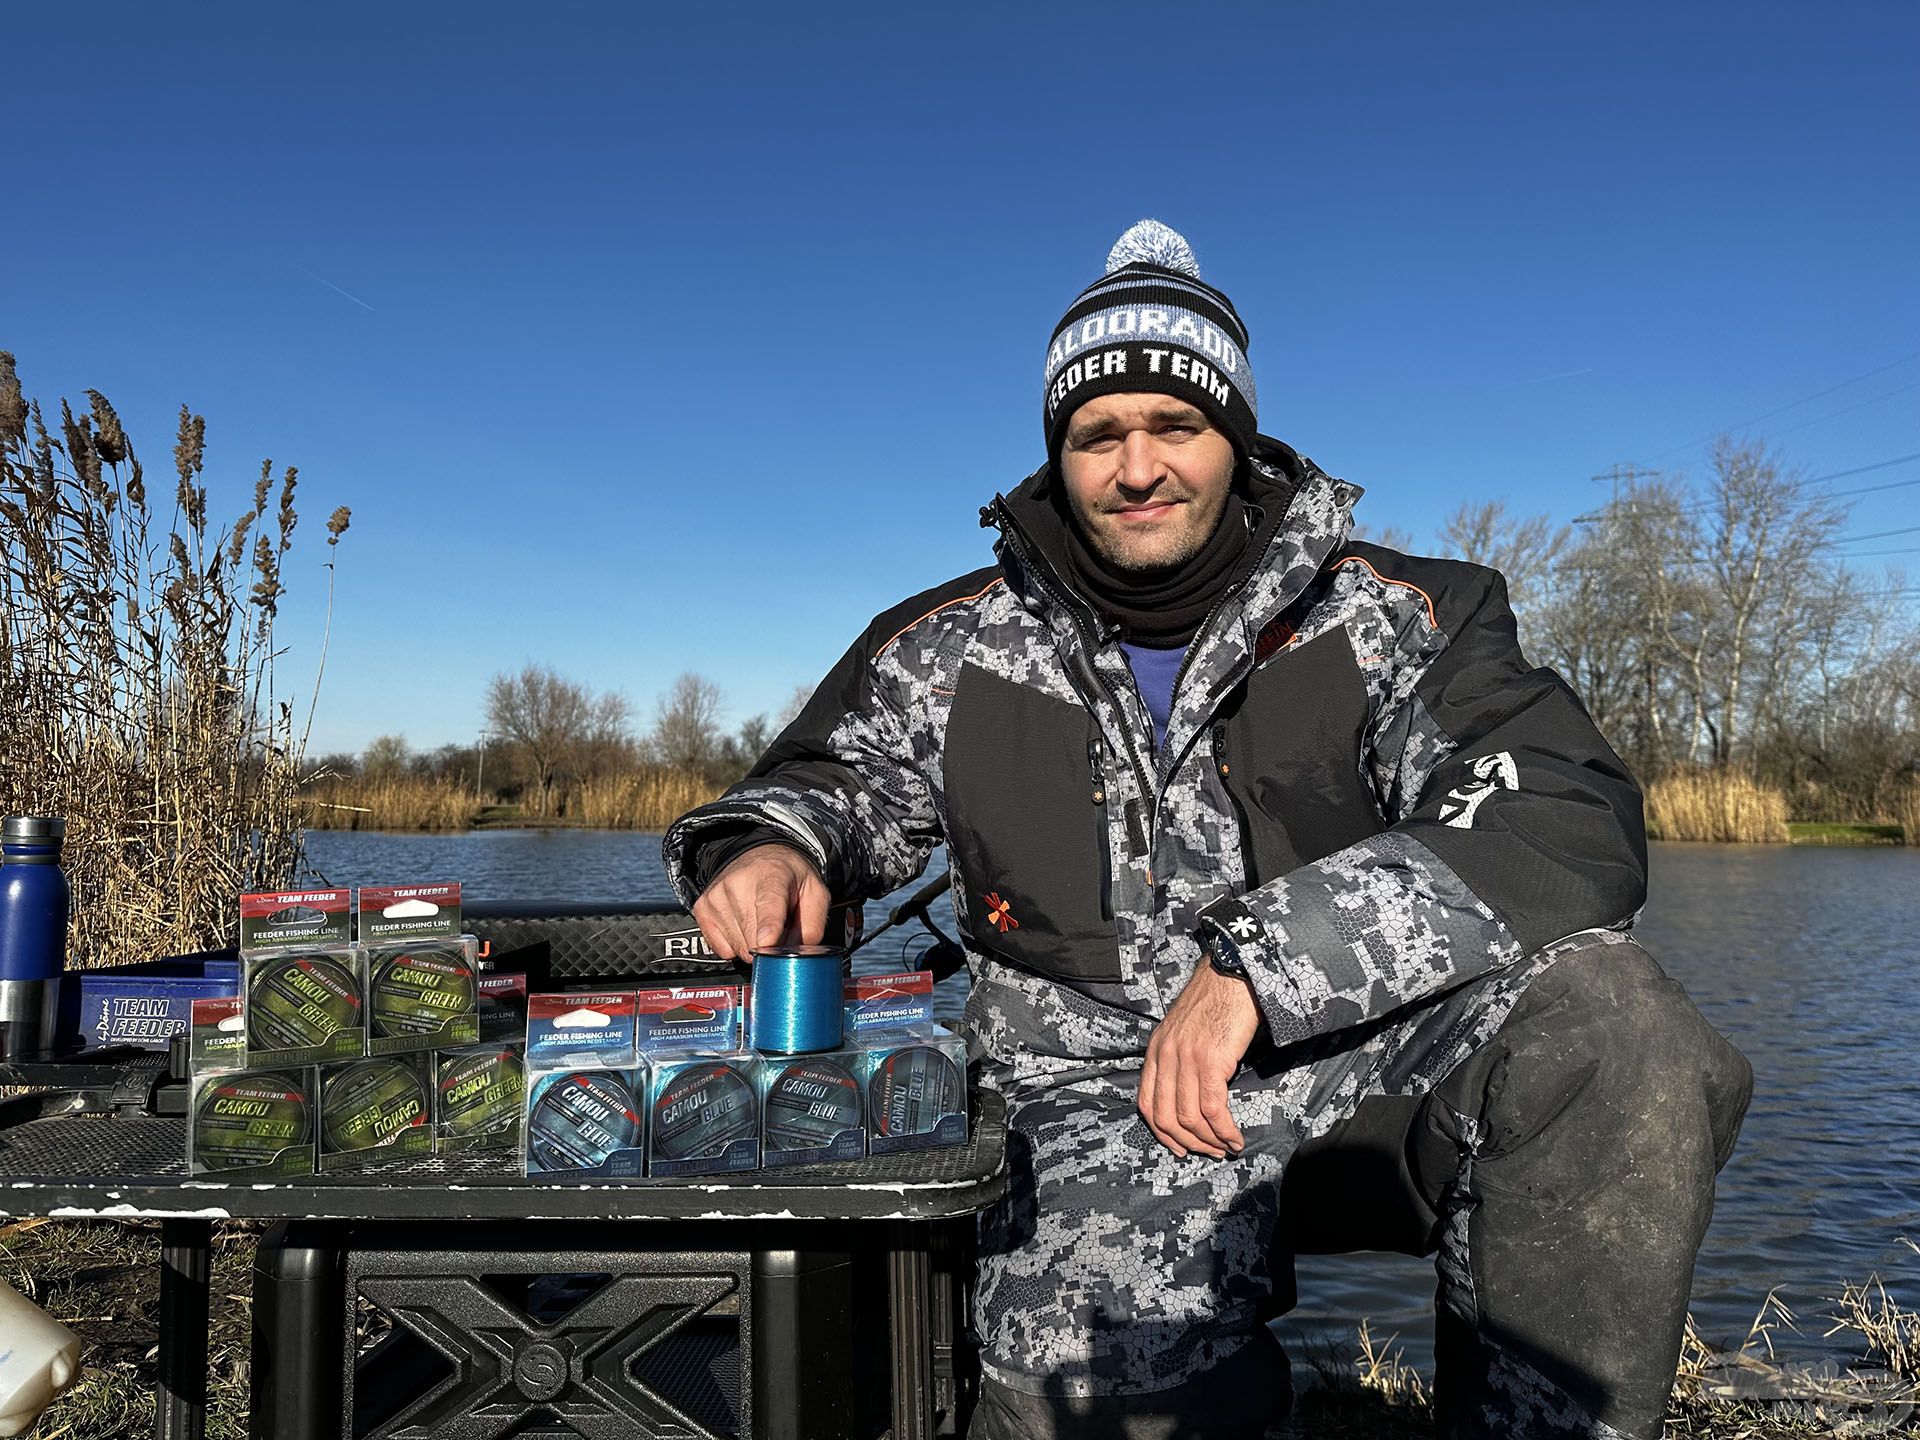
749 945 846 1054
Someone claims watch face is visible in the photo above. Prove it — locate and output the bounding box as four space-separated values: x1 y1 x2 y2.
1206 928 1248 976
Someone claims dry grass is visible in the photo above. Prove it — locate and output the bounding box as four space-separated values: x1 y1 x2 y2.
0 1219 255 1440
1648 768 1792 844
0 354 346 966
297 765 719 831
1888 781 1920 847
571 766 721 830
302 773 479 830
1275 1253 1920 1439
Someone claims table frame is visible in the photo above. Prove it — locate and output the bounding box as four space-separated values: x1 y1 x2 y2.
0 1092 1005 1440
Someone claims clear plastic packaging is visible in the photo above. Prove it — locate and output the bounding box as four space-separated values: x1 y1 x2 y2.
186 1066 316 1178
646 1052 761 1176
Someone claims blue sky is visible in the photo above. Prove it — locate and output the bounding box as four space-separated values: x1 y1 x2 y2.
7 2 1916 755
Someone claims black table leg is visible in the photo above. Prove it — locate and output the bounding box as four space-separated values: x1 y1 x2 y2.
156 1217 212 1440
888 1222 933 1440
248 1221 343 1440
752 1239 854 1439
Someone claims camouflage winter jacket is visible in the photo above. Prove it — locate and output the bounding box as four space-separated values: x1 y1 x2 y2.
663 438 1646 1080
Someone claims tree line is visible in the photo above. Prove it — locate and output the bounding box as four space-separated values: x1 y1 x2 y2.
313 671 811 819
1441 439 1917 821
320 436 1917 829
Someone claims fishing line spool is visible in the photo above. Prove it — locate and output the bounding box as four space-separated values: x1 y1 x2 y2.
748 944 846 1054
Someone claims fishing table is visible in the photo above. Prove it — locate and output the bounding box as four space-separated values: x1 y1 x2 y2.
0 1074 1007 1440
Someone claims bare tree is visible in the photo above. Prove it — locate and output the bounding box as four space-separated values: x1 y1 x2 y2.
650 672 726 776
360 733 410 780
1695 439 1848 765
485 665 630 817
778 684 813 728
1439 500 1570 619
1350 521 1414 552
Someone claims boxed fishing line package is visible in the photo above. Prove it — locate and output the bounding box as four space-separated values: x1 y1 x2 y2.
635 986 761 1177
187 1065 317 1178
316 1054 434 1172
756 1049 865 1167
844 972 968 1156
238 889 367 1067
188 995 249 1074
434 1042 527 1157
522 991 648 1179
356 884 481 1055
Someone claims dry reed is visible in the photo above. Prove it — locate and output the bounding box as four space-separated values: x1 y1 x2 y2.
302 774 478 831
1647 769 1791 844
572 766 721 830
0 353 347 966
1888 780 1920 847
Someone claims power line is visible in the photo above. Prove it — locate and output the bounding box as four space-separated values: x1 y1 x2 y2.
1637 350 1920 463
1571 452 1920 524
1836 546 1920 558
1758 382 1920 442
1801 451 1920 483
1827 475 1920 501
1827 524 1920 547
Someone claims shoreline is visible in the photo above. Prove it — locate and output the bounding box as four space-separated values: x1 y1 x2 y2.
305 818 1914 845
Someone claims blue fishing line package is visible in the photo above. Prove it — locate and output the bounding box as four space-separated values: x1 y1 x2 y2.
859 1027 968 1155
757 1049 865 1167
522 991 647 1177
645 1052 761 1177
843 971 968 1156
523 1064 649 1178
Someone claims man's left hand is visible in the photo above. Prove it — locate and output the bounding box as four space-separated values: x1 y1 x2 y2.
1138 962 1262 1158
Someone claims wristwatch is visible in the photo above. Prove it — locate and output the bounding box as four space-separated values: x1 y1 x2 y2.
1201 920 1250 982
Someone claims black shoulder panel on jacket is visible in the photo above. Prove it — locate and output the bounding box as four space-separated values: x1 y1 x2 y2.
864 564 1006 657
1336 541 1507 642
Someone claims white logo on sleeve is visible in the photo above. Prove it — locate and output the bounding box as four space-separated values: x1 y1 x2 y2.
1438 751 1519 829
1226 915 1258 940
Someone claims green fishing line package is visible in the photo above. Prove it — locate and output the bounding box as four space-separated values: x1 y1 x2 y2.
187 1067 316 1178
435 1043 526 1156
242 945 368 1067
317 1055 434 1171
366 937 481 1054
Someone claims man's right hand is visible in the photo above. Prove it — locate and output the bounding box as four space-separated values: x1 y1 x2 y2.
690 843 831 960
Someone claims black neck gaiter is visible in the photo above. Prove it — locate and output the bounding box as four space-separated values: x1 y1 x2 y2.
1058 491 1252 647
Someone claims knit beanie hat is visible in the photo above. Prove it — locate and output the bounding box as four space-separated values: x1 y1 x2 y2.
1042 219 1258 462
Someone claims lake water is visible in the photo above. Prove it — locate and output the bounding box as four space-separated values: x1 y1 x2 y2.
301 831 1920 1372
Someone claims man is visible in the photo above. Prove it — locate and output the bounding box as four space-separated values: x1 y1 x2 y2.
665 221 1751 1439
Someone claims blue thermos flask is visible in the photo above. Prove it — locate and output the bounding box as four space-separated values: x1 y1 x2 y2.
0 816 69 1059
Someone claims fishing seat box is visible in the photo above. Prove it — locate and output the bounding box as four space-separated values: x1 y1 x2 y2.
57 951 241 1052
250 901 978 1440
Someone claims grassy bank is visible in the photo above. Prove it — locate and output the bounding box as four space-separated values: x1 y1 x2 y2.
1646 771 1918 845
5 1221 1912 1439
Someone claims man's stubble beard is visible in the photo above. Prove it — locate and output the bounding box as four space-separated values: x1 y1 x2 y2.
1072 488 1227 576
